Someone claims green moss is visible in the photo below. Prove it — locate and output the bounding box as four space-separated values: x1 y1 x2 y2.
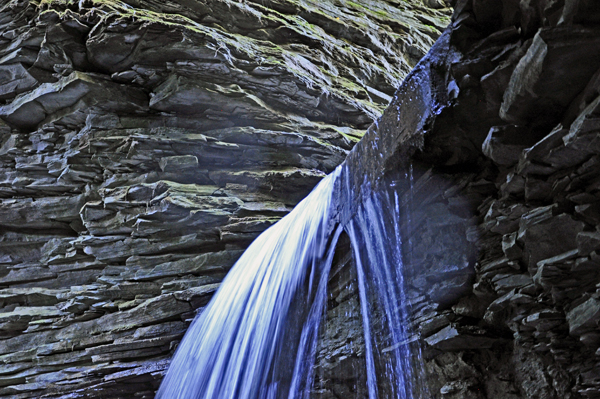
34 0 441 125
373 9 389 17
344 0 390 20
37 0 214 34
332 127 365 143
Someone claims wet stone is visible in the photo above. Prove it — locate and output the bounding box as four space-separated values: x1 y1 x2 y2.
424 325 499 351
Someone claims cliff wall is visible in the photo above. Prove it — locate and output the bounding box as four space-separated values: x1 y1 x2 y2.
4 0 600 398
337 1 600 398
0 0 450 398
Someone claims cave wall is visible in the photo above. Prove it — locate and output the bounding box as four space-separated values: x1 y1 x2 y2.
0 0 451 398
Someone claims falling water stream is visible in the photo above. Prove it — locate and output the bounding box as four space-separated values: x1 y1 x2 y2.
157 164 426 398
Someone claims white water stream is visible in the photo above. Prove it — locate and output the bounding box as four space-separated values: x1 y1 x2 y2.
157 166 425 398
157 169 342 399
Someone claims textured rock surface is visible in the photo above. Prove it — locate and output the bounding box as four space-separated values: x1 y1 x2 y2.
335 0 600 398
0 0 451 398
5 0 600 398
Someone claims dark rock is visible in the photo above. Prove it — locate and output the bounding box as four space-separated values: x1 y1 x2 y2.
85 335 182 357
521 310 564 331
0 195 84 231
0 72 148 130
500 27 600 130
559 0 600 25
482 125 534 166
579 331 600 347
524 177 553 202
129 250 242 281
491 274 534 295
172 284 220 309
0 64 38 100
500 173 526 198
452 295 490 318
566 297 600 336
518 211 585 273
575 203 600 225
480 256 519 277
425 325 499 351
533 249 579 289
5 0 600 397
150 74 282 119
0 266 56 286
518 125 566 171
158 155 198 172
502 232 523 260
513 345 560 399
578 231 600 256
420 312 453 337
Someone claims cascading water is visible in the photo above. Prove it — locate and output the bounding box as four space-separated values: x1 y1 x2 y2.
341 167 429 399
156 169 343 399
158 164 428 398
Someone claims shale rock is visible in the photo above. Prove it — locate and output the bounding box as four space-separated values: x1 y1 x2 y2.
0 0 450 397
6 0 600 397
335 0 600 397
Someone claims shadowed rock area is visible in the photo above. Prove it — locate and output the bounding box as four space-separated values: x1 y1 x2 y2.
0 0 451 398
334 0 600 398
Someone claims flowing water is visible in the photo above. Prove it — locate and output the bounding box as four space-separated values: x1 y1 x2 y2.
343 168 429 399
157 165 426 398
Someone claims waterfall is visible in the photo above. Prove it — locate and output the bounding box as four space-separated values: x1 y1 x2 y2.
342 168 429 399
156 168 342 399
157 165 426 398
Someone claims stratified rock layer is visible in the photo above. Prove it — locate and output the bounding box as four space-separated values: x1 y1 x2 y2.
0 0 450 398
336 0 600 398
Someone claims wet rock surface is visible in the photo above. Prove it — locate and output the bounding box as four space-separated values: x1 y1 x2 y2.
4 0 600 398
0 0 450 397
336 0 600 398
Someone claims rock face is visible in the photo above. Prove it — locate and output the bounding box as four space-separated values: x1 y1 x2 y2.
4 0 600 398
334 0 600 398
0 0 451 398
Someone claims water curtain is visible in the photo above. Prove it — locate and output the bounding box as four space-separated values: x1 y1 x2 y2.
158 165 426 398
342 168 429 398
157 169 342 399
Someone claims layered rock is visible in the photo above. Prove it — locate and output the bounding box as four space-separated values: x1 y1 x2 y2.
335 0 600 398
0 0 451 398
6 0 600 398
